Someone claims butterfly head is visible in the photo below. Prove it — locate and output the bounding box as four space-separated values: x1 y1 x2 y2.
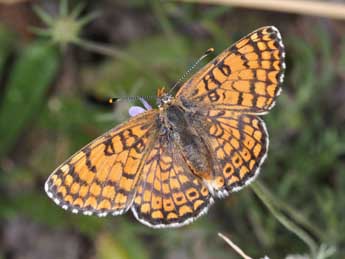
157 87 173 108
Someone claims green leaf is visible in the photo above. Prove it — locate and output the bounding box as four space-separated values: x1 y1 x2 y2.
0 41 60 158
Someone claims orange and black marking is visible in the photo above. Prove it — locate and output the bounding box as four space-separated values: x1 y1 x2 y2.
132 139 213 227
202 110 268 197
45 110 158 217
177 26 285 114
45 26 285 228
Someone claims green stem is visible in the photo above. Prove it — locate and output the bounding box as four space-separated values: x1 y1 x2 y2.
74 39 139 65
251 181 318 257
266 185 323 239
151 1 176 41
74 39 162 84
151 1 183 55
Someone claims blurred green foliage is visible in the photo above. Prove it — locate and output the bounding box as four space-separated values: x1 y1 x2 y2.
0 1 344 259
0 40 59 157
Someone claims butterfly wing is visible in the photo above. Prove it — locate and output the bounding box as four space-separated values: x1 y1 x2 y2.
45 110 159 217
191 109 268 197
174 26 285 196
176 26 285 114
131 134 213 228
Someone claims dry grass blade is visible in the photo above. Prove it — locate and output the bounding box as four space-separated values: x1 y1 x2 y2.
218 233 254 259
0 0 29 4
178 0 345 20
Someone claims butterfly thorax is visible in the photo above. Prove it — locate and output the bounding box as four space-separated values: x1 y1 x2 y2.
158 100 212 180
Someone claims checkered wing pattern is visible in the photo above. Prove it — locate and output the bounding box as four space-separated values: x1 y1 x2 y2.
132 137 213 228
45 110 158 217
176 26 285 114
196 109 268 197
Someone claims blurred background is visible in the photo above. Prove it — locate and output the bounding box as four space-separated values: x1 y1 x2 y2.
0 0 345 258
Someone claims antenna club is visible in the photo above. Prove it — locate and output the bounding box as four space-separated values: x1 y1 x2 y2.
206 47 215 54
108 98 118 104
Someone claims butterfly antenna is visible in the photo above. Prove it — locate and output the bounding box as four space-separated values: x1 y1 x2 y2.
168 47 214 94
108 95 156 104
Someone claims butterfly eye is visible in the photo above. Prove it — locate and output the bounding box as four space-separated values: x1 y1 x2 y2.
162 95 173 104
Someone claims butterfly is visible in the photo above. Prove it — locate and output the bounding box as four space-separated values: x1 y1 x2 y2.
45 26 285 228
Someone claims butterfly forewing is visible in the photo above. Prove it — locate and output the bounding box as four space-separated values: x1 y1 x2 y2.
176 26 285 114
45 110 158 217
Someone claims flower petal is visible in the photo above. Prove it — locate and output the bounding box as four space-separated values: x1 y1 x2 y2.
129 106 146 117
140 98 152 110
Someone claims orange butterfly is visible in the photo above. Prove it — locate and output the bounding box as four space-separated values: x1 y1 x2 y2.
45 26 285 228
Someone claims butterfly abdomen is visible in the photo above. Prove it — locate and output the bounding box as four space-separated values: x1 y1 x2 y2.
166 105 211 179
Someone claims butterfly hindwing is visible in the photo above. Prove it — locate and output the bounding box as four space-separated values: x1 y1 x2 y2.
131 136 213 228
195 109 269 197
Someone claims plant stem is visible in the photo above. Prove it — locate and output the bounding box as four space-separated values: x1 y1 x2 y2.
74 39 140 66
218 233 253 259
251 181 318 257
74 39 162 84
266 185 324 240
